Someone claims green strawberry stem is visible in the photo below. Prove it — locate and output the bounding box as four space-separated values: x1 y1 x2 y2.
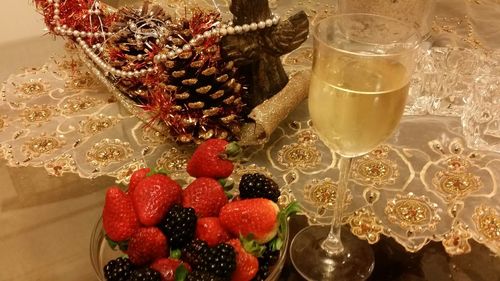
105 234 129 252
240 234 266 257
175 264 189 281
170 248 182 259
218 178 235 191
146 167 171 177
225 191 235 200
222 141 242 159
270 201 302 251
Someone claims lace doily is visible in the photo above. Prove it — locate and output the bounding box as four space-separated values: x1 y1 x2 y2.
1 0 499 256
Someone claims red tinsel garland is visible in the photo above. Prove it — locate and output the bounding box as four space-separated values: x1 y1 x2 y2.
34 0 246 143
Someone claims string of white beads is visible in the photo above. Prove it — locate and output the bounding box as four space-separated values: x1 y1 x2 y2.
154 14 280 63
50 0 280 78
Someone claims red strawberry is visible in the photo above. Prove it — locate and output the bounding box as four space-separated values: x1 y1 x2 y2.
186 139 240 178
128 167 151 195
219 198 279 244
227 239 259 281
133 174 182 226
127 227 168 265
182 177 228 218
195 217 231 247
102 186 139 242
151 258 191 281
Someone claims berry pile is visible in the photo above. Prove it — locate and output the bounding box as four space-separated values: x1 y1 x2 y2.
102 139 300 281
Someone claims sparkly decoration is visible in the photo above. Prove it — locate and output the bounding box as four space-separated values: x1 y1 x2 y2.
432 170 482 201
33 0 311 144
21 133 65 158
277 142 321 169
15 79 49 99
433 15 484 49
351 145 407 189
110 160 147 185
141 126 168 145
60 95 104 114
385 193 441 232
86 139 134 167
473 205 500 242
79 115 119 136
442 222 472 256
110 6 246 143
446 155 471 172
20 105 57 125
351 146 399 187
296 129 319 144
155 147 189 173
65 72 96 90
303 178 352 208
43 153 77 176
349 208 384 244
431 155 482 202
55 57 83 72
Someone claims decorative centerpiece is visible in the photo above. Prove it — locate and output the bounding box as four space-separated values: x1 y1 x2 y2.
33 0 309 145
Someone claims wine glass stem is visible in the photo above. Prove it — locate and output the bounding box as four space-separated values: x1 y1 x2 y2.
321 156 353 256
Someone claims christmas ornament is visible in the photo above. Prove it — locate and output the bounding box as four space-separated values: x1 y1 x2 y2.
32 0 310 144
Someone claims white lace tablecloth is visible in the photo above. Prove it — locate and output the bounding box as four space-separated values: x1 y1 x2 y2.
1 0 500 257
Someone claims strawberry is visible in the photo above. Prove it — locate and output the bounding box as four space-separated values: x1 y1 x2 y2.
182 177 228 218
186 139 240 178
195 217 231 247
219 199 279 244
132 173 182 226
151 258 191 281
128 167 151 195
102 186 139 242
227 239 259 281
127 227 168 265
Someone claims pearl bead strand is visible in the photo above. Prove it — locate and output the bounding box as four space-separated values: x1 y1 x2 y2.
154 14 280 62
49 0 280 78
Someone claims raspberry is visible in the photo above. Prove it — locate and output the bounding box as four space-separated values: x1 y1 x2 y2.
160 204 197 248
103 257 133 281
238 173 280 203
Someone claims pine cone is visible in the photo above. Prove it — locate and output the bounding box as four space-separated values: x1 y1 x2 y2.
149 12 246 143
105 2 170 100
102 6 247 144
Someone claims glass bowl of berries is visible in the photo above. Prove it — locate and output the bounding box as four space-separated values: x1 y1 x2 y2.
90 140 299 281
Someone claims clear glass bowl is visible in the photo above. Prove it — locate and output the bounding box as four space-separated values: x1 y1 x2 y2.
90 217 289 281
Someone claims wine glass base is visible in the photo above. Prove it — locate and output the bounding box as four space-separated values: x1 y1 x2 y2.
290 225 374 281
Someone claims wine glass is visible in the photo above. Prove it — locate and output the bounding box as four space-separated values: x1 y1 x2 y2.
290 14 420 281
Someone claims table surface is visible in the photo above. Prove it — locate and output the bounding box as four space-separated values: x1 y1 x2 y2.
1 1 500 281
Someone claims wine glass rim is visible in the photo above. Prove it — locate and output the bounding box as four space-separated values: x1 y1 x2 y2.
313 13 421 57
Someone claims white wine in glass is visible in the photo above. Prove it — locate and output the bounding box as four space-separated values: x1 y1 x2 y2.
291 14 420 281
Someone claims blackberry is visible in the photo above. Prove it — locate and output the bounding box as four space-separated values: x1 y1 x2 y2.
183 240 236 279
204 243 236 278
186 270 225 281
129 268 161 281
159 204 197 248
252 248 280 281
182 239 211 269
103 257 133 281
239 173 280 202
